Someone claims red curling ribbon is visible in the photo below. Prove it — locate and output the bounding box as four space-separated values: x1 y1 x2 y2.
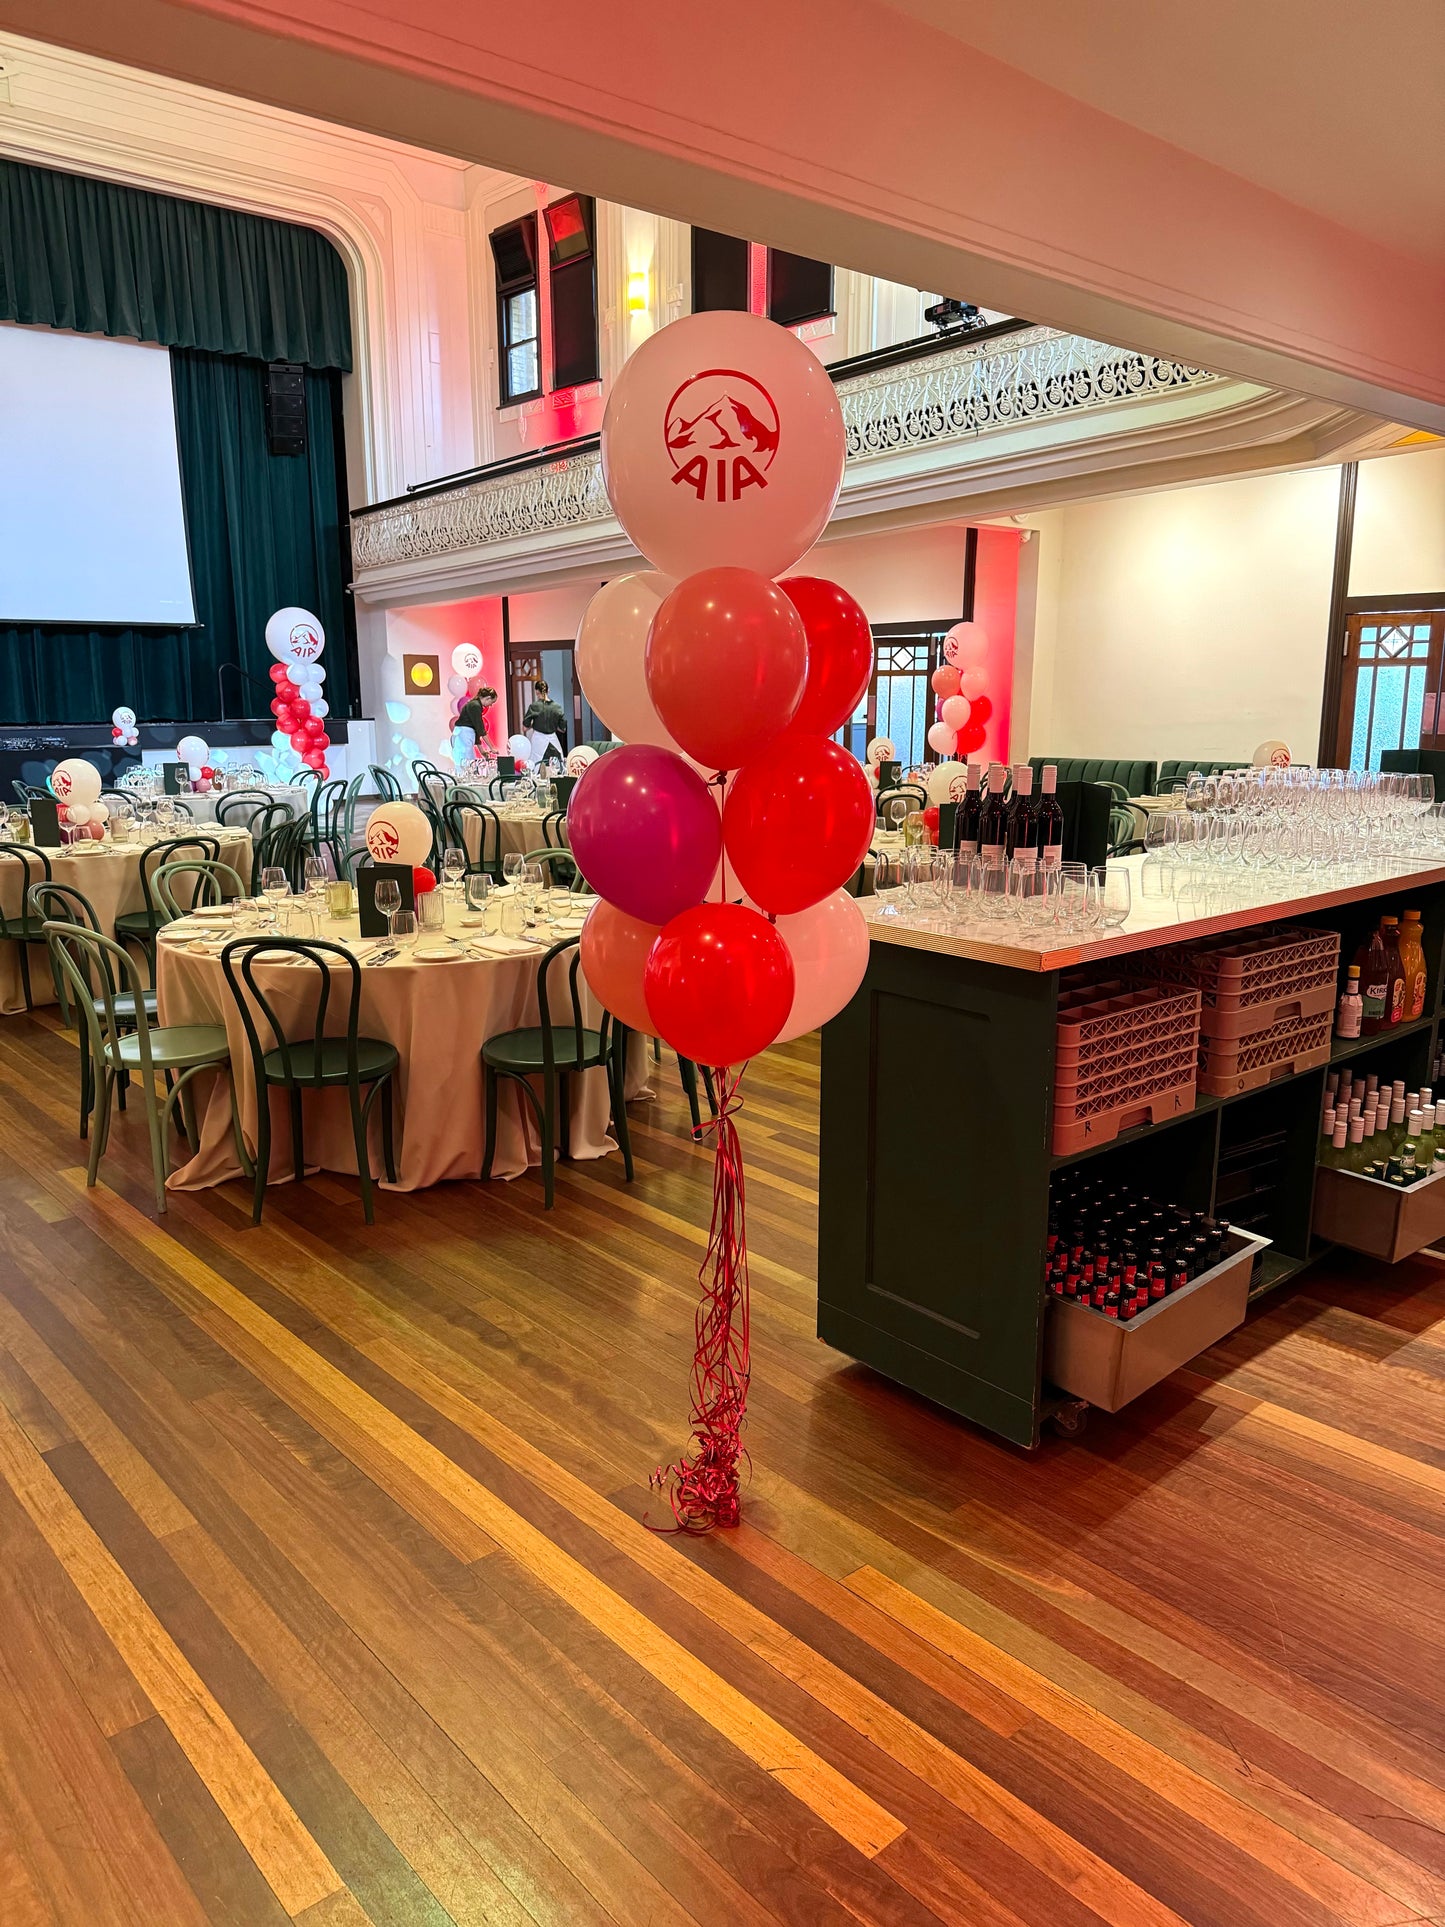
650 1064 751 1532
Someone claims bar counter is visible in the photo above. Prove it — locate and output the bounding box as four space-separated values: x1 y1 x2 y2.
817 852 1445 1445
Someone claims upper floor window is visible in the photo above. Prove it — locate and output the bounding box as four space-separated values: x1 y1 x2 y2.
490 215 540 405
544 194 599 390
690 228 835 328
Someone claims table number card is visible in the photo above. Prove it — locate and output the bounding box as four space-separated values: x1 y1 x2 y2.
162 761 189 795
552 775 577 810
357 862 415 938
497 756 517 777
937 801 957 848
28 796 61 848
878 759 902 792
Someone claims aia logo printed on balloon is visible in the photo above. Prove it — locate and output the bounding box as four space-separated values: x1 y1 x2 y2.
665 369 779 503
369 825 401 861
289 624 323 661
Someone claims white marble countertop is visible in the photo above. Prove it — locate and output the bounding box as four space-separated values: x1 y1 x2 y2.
864 851 1445 973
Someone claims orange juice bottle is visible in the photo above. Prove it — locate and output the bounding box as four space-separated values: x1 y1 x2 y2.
1399 910 1428 1021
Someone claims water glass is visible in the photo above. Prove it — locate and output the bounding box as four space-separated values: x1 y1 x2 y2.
1056 861 1090 931
388 908 418 952
975 855 1009 922
418 888 446 932
464 873 493 915
1090 865 1132 929
872 851 906 918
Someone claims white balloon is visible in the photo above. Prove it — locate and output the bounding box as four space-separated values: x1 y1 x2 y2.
602 311 846 581
265 606 326 667
926 761 973 806
111 706 136 729
364 801 432 868
506 734 532 767
309 697 329 719
271 730 290 750
445 674 468 698
773 892 870 1043
865 737 896 767
565 746 599 777
574 572 678 751
451 644 484 678
89 800 110 823
176 734 209 766
65 802 94 827
286 664 306 687
49 758 102 807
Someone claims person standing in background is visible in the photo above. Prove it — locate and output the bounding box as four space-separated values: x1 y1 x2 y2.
456 683 499 754
523 677 567 763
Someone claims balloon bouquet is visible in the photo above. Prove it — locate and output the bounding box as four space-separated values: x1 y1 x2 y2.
49 758 109 841
264 607 331 783
927 620 992 763
569 311 875 1530
110 706 140 753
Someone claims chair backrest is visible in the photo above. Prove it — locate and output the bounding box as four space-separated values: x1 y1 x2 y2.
293 766 323 793
486 777 511 801
1028 755 1158 798
44 921 156 1075
215 788 277 830
27 880 100 1020
876 785 928 820
442 800 502 878
339 846 375 885
152 858 247 921
533 934 607 1073
1108 806 1138 857
138 836 218 917
412 759 443 795
369 764 403 802
416 769 449 812
0 842 52 935
445 784 483 806
253 807 307 892
220 937 363 1091
11 780 45 805
541 811 571 849
520 846 582 892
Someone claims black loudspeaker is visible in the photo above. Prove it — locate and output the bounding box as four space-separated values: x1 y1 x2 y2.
264 361 307 456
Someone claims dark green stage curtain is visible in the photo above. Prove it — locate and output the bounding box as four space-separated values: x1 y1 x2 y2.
0 351 351 727
0 159 351 371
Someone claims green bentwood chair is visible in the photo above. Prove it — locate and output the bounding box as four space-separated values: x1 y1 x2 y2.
443 800 504 884
29 880 155 1137
220 938 399 1225
44 922 244 1213
481 934 633 1211
151 859 248 922
114 835 219 978
0 842 52 1011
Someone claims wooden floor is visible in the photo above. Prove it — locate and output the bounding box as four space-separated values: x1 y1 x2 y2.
0 1010 1443 1927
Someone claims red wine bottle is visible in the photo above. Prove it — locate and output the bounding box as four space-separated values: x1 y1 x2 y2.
978 764 1009 862
1006 764 1038 864
953 763 983 853
1037 764 1064 869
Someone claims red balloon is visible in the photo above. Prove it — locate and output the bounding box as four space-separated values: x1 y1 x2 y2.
270 697 286 717
922 805 940 844
779 576 873 737
269 663 290 683
314 731 330 751
412 866 436 894
957 717 988 754
645 567 806 770
644 903 794 1069
303 748 326 768
318 764 330 780
724 734 874 915
969 695 993 727
290 699 312 722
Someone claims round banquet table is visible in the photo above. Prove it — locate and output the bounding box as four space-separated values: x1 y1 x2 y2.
0 826 254 1015
154 896 648 1192
461 808 551 867
177 785 311 824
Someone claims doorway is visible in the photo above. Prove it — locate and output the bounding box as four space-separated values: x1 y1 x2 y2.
503 640 606 749
1331 607 1445 769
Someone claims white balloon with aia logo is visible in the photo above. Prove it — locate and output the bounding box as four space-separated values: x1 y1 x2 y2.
265 606 326 667
364 801 431 868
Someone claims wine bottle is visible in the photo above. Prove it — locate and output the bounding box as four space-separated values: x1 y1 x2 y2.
978 765 1009 862
1038 764 1064 869
953 763 984 854
1007 764 1039 864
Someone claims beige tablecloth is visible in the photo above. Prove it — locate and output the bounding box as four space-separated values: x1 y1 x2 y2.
0 827 254 1014
460 809 552 867
155 903 647 1191
180 786 310 825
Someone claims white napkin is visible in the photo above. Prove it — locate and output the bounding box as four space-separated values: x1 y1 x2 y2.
471 935 538 957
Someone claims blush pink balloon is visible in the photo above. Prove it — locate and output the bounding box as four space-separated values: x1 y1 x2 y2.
927 721 958 757
940 695 973 731
943 620 989 668
575 572 678 750
579 901 661 1033
566 743 721 926
774 891 870 1043
931 665 962 698
958 664 988 700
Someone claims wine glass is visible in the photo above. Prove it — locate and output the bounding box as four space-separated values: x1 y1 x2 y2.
442 847 467 893
373 879 401 929
502 853 524 888
464 873 493 917
260 866 290 914
303 856 328 908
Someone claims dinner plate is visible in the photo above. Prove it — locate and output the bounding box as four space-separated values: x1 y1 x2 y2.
413 946 465 962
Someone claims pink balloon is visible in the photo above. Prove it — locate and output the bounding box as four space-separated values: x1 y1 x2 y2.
943 620 989 668
574 572 678 750
601 310 846 581
927 721 958 756
940 695 972 731
774 892 870 1043
931 665 962 698
566 743 721 925
958 665 988 700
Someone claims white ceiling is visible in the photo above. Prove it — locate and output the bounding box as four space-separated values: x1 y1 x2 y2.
883 0 1445 259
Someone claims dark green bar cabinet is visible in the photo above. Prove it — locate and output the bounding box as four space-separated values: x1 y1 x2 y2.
817 859 1445 1447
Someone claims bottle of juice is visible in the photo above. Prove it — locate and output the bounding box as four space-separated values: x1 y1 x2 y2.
1357 923 1392 1034
1399 910 1428 1020
1380 916 1408 1027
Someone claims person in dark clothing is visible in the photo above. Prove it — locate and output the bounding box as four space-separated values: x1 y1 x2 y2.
522 678 568 750
456 684 498 751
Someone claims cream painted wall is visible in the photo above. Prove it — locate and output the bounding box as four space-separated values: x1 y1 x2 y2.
1022 468 1340 764
1350 445 1445 596
803 524 972 622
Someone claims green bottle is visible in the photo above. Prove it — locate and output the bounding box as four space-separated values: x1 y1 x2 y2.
1321 1121 1350 1169
1345 1116 1370 1172
1419 1104 1439 1174
1403 1111 1423 1183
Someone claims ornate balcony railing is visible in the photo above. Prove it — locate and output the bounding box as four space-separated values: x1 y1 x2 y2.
351 326 1221 576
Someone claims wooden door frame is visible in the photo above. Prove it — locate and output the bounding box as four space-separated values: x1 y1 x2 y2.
1331 605 1445 768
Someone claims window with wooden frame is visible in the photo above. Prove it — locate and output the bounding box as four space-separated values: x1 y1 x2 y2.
544 194 599 390
490 215 541 406
1334 608 1445 769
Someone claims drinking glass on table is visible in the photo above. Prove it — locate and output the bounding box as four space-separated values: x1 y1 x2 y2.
260 866 290 923
502 852 524 888
303 855 328 909
388 908 418 954
464 873 493 916
442 847 467 893
872 850 906 918
373 878 401 928
1090 865 1131 930
975 854 1008 922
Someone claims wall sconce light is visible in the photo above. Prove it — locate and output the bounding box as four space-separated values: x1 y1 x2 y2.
626 269 650 313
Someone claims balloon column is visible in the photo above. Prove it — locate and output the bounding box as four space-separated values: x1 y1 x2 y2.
49 758 108 841
265 607 330 783
110 706 139 752
571 310 873 1530
927 621 992 761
